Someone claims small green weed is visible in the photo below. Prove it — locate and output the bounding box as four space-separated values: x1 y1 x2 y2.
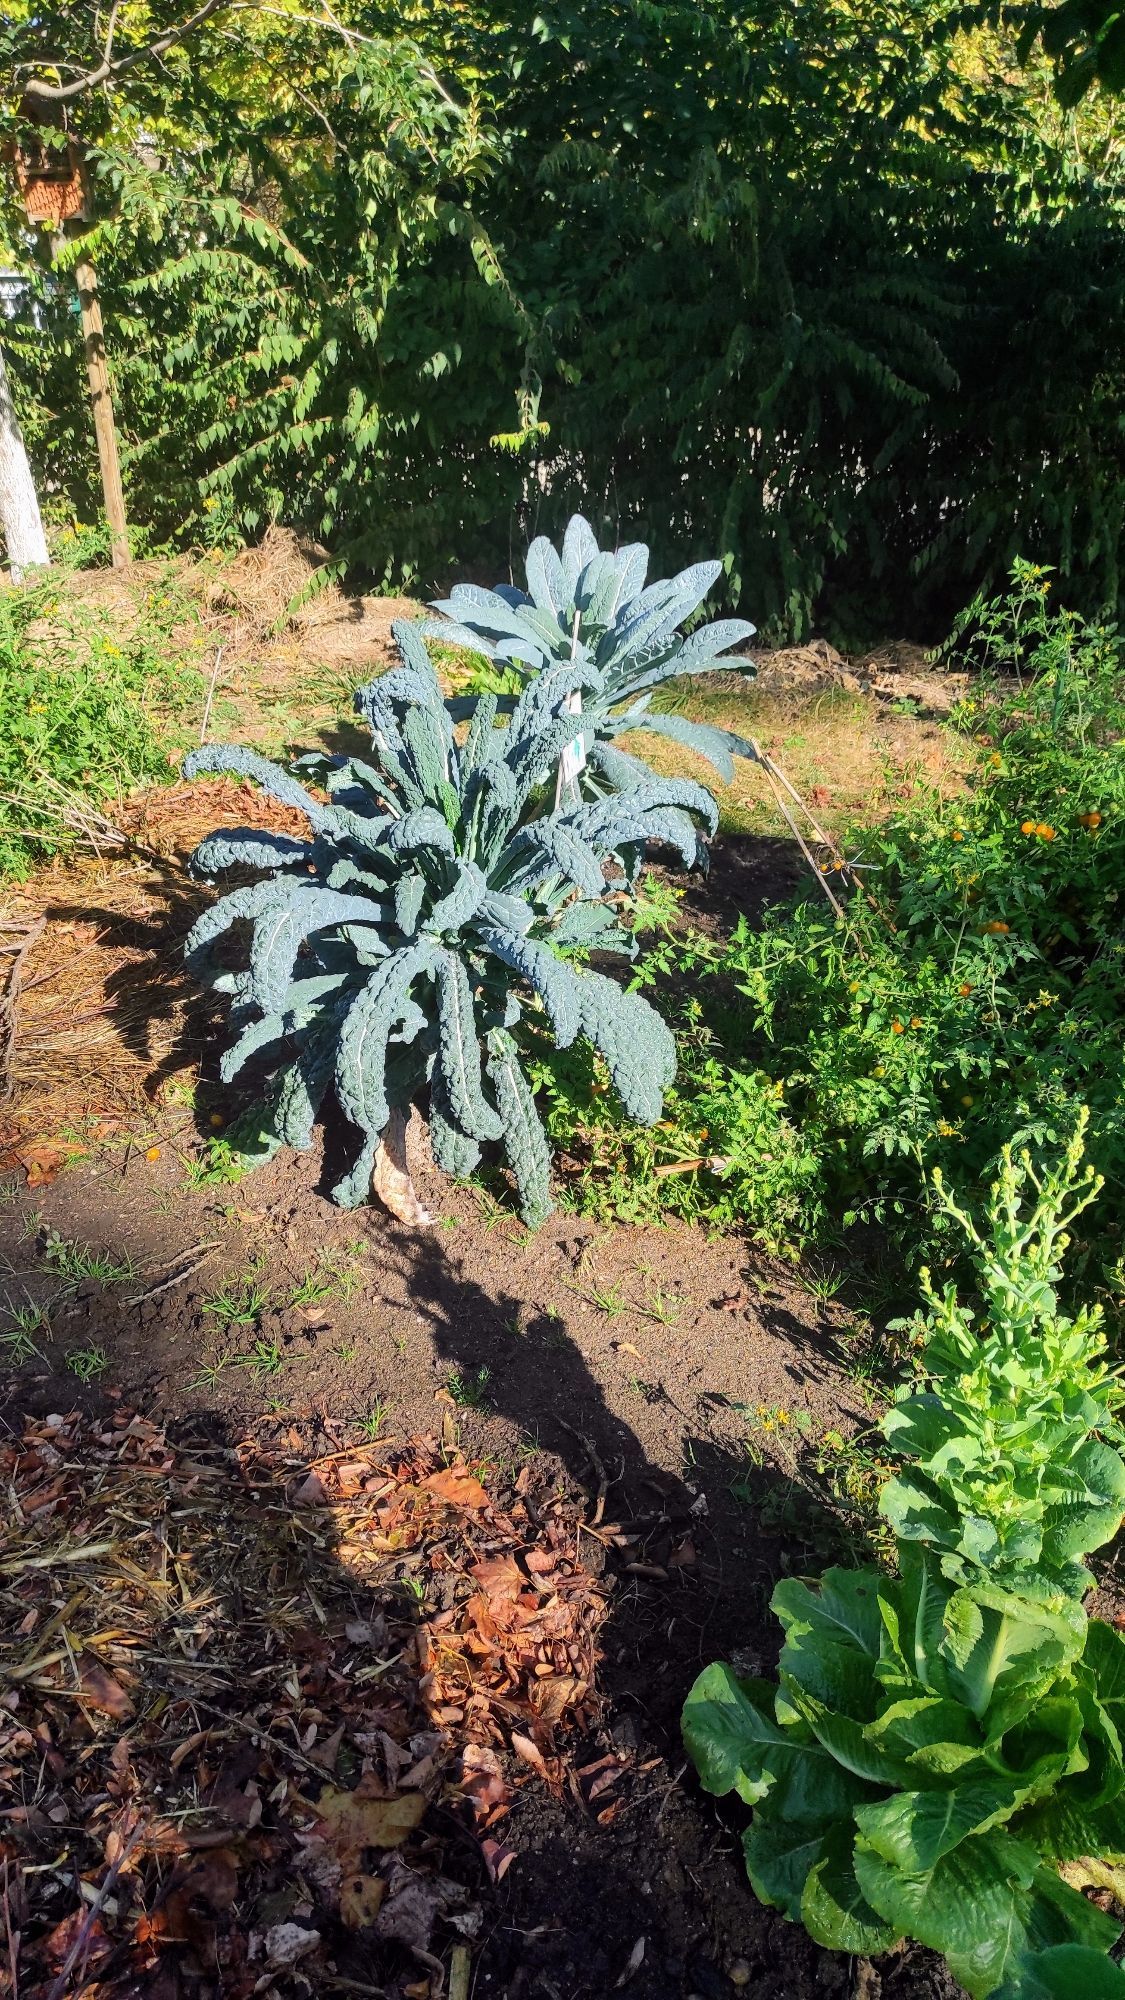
189 1350 237 1390
635 1285 682 1326
41 1228 135 1285
289 1265 336 1308
444 1365 491 1409
0 1303 50 1364
243 1338 284 1379
201 1269 270 1328
568 1276 627 1318
357 1398 389 1439
183 1139 251 1188
67 1344 108 1382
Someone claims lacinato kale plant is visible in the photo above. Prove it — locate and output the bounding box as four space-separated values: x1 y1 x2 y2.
182 620 716 1220
425 513 758 787
684 1124 1125 1998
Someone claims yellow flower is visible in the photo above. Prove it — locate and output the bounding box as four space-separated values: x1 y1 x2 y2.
28 701 48 714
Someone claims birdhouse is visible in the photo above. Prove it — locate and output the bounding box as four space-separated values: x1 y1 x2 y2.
4 102 89 227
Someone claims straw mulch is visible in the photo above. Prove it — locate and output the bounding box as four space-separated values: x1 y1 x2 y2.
0 1402 612 1999
0 781 307 1157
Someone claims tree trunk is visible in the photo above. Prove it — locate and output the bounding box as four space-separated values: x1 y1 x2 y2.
0 337 50 581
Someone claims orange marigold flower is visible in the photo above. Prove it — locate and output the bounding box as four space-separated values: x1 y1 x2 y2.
1036 823 1055 840
910 1016 923 1028
958 982 972 997
891 1020 905 1034
1020 820 1036 835
145 1146 161 1162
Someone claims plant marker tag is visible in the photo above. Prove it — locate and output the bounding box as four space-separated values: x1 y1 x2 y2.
559 690 586 789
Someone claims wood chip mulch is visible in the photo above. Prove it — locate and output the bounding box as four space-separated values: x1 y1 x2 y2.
0 1403 610 1999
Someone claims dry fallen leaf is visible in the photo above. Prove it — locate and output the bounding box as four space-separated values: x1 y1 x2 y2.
77 1652 133 1719
313 1779 426 1863
422 1467 490 1511
616 1936 646 1987
510 1732 549 1780
481 1837 517 1884
340 1872 387 1929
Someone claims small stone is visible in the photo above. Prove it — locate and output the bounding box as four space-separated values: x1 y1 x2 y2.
730 1962 752 1989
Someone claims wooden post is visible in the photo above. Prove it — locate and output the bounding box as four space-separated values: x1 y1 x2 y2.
72 250 130 570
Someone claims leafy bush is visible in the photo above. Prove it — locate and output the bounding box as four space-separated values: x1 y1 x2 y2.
540 568 1125 1273
183 621 715 1218
683 1126 1125 1998
427 513 757 784
0 579 185 878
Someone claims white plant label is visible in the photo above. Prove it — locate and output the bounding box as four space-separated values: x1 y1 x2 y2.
559 689 586 788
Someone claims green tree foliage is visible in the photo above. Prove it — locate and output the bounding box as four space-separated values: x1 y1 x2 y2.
2 2 1124 636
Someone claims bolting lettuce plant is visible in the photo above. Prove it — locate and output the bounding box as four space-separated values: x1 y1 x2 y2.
423 513 759 788
181 621 716 1221
683 1122 1125 1999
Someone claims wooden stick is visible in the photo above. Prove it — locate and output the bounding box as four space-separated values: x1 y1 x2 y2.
449 1944 472 2000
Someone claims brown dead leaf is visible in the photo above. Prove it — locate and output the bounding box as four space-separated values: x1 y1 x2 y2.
313 1779 426 1863
511 1732 549 1780
293 1470 330 1507
340 1872 387 1929
481 1836 517 1884
529 1675 581 1725
77 1652 133 1718
422 1466 489 1511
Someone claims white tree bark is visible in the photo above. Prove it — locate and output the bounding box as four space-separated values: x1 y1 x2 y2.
0 336 50 581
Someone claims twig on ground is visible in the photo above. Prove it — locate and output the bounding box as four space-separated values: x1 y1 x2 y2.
0 916 46 1101
199 643 225 744
126 1242 221 1305
555 1419 612 1526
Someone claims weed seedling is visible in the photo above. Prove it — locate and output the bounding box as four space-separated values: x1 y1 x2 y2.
243 1338 284 1379
357 1398 389 1440
636 1285 682 1326
445 1365 492 1410
202 1269 270 1328
189 1350 237 1390
0 1303 50 1364
67 1344 108 1382
183 1139 250 1188
289 1265 336 1308
569 1275 628 1318
42 1229 134 1285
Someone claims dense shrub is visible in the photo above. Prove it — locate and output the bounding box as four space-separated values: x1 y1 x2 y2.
538 569 1125 1278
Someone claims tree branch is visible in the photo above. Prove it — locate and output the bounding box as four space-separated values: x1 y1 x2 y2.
21 0 233 104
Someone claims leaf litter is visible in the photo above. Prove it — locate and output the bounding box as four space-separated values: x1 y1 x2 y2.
0 1401 609 1997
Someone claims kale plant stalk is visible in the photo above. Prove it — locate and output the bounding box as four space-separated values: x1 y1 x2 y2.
424 513 758 791
683 1121 1125 1998
182 621 716 1222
